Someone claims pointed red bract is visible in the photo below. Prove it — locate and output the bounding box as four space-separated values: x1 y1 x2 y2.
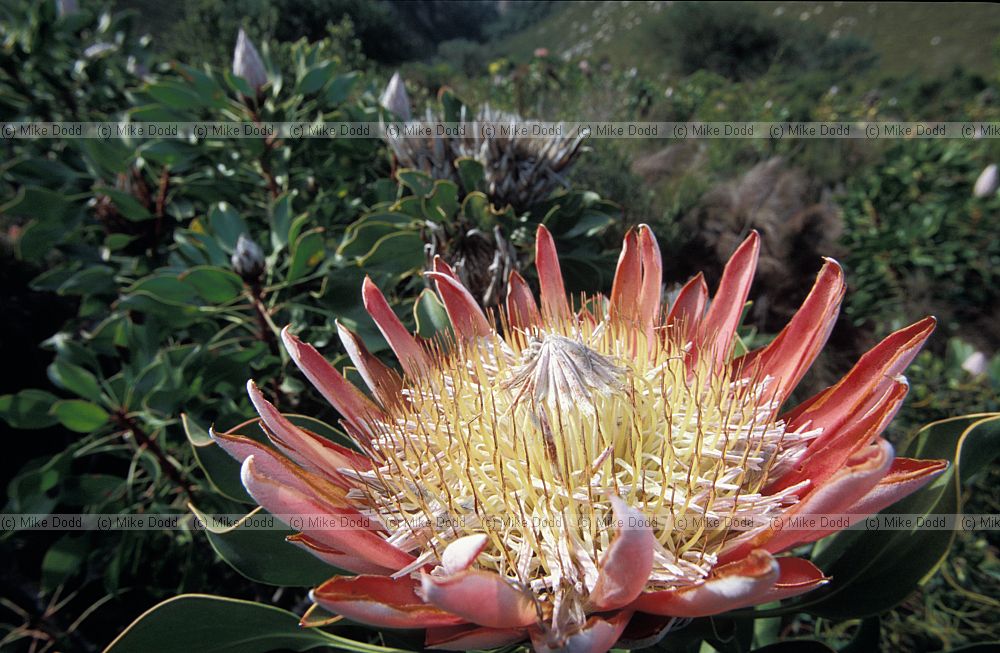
336 320 402 407
609 229 641 323
786 317 936 442
535 224 571 321
666 272 708 336
637 225 663 338
426 271 492 339
312 575 466 629
281 327 382 440
507 269 541 332
735 259 845 406
698 231 760 367
362 276 430 376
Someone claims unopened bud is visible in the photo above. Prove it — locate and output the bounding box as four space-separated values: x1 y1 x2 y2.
380 71 411 121
233 28 267 92
962 351 988 376
974 164 998 198
57 0 78 17
231 233 266 282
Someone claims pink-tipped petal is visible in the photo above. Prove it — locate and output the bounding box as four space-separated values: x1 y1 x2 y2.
845 457 948 517
507 270 541 331
426 271 492 339
698 231 760 367
634 549 779 617
763 557 829 602
749 439 895 557
768 380 908 493
421 570 537 628
536 224 571 321
638 225 663 336
426 624 526 650
735 259 845 406
312 575 466 629
361 277 430 377
287 533 396 575
786 316 936 442
588 497 656 611
246 380 369 483
211 426 348 505
281 327 382 439
441 534 489 575
433 255 459 280
609 228 641 323
666 272 708 336
240 457 416 571
529 611 632 653
336 320 402 407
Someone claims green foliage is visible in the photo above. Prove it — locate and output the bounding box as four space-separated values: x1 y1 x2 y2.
839 140 1000 337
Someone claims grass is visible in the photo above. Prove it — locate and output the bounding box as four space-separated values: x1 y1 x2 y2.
489 1 1000 80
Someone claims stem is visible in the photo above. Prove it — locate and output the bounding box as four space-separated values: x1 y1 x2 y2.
154 166 170 244
112 411 194 501
247 281 285 404
246 104 281 199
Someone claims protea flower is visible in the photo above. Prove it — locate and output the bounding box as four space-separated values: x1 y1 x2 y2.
379 76 584 212
213 226 947 652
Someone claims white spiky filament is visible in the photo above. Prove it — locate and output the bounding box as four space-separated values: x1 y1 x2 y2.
342 307 818 634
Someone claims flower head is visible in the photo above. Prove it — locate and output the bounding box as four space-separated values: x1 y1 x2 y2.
232 28 267 92
214 226 947 652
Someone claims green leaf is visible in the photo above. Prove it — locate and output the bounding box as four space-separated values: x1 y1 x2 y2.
105 594 409 653
183 413 252 503
297 62 333 95
396 169 434 197
51 400 110 433
145 80 210 111
270 193 294 250
357 231 424 271
325 72 359 104
799 414 1000 619
454 157 486 194
288 229 325 282
414 289 452 340
180 267 245 304
42 535 88 591
423 180 460 222
0 389 60 429
126 274 200 305
189 506 333 586
100 188 152 221
209 203 250 252
48 361 103 402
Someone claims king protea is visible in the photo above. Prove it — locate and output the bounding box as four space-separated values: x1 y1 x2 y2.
212 226 947 652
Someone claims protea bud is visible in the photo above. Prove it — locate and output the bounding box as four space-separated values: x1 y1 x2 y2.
231 233 266 283
56 0 78 17
214 226 948 652
233 28 267 93
380 71 412 121
973 163 998 198
425 223 517 308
